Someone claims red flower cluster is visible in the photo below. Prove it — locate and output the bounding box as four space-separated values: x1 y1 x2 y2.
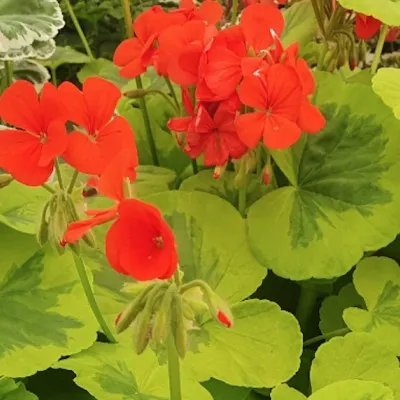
114 1 325 168
355 13 400 41
0 77 178 282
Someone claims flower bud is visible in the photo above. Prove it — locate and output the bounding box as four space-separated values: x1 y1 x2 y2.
213 164 227 180
48 193 70 255
0 174 13 189
36 200 51 247
217 310 233 328
170 293 188 359
262 165 271 185
123 88 148 99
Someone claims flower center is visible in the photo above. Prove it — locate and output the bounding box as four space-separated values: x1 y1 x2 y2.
40 133 47 144
152 235 164 249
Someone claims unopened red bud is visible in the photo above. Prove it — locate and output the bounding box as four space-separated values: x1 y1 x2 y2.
82 187 98 198
262 169 271 185
115 312 122 326
60 239 67 247
217 310 232 328
213 164 227 180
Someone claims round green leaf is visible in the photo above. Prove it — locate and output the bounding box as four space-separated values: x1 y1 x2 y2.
343 257 400 355
309 380 394 400
184 299 302 388
319 283 364 335
247 72 400 280
271 385 306 400
0 248 98 377
372 68 400 120
134 165 177 198
56 344 212 400
0 181 50 234
336 0 400 26
0 378 38 400
40 46 90 70
146 191 266 303
0 0 64 60
180 170 270 210
201 380 252 400
310 332 400 397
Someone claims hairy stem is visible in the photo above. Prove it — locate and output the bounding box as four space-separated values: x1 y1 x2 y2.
371 24 389 74
67 170 80 194
167 330 182 400
54 159 65 190
4 61 13 88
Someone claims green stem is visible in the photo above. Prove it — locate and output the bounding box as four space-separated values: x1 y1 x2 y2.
303 327 350 347
311 0 326 38
64 0 95 59
72 249 117 343
238 176 247 218
41 183 56 194
295 284 319 332
54 159 64 190
167 329 182 400
67 170 80 194
150 89 179 114
164 77 180 114
173 269 182 288
51 67 57 87
371 24 389 74
136 76 160 166
191 159 199 175
120 0 133 37
4 61 13 87
317 41 329 70
231 0 239 25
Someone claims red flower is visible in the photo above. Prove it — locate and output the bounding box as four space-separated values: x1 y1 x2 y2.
236 64 303 149
355 14 381 39
59 77 136 175
175 0 223 24
0 81 67 186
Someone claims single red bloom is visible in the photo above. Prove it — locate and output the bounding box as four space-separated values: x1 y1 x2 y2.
175 0 223 24
59 77 136 175
355 13 381 39
217 310 232 328
236 64 303 149
386 27 400 42
0 81 67 186
106 198 178 281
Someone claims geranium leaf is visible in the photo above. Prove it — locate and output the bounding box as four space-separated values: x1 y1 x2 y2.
309 380 394 400
184 299 302 388
271 385 306 400
247 72 400 280
0 0 64 60
372 68 400 120
336 0 400 26
0 247 97 377
40 46 91 70
343 257 400 355
310 332 400 398
56 344 212 400
201 379 253 400
146 191 266 304
319 283 364 335
133 165 177 198
0 378 38 400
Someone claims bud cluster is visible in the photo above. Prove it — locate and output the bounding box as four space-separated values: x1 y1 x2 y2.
115 279 233 358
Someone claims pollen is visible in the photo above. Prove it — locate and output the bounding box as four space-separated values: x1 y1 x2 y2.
153 235 164 248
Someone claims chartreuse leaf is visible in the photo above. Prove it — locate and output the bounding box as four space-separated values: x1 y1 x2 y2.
247 72 400 280
282 0 317 49
336 0 400 27
184 299 302 388
343 257 400 355
56 344 212 400
372 68 400 120
40 46 90 70
133 165 177 198
0 378 38 400
319 283 364 335
309 380 394 400
0 181 50 234
0 248 97 377
271 384 306 400
146 191 266 304
310 332 400 398
0 0 64 60
180 170 269 209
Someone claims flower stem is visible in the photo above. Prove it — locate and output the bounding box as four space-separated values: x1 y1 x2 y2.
67 170 80 194
231 0 239 25
371 24 389 75
71 249 117 343
311 0 326 38
191 159 199 175
41 183 56 194
120 0 133 37
64 0 95 59
238 180 247 217
167 329 182 400
295 284 319 333
303 327 350 347
164 77 180 114
4 61 13 88
54 159 65 190
51 67 57 87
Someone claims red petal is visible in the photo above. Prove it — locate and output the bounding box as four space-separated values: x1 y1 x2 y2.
83 77 121 133
238 74 268 110
0 81 41 133
134 6 165 43
182 86 194 116
197 0 223 24
168 116 192 132
295 58 315 96
119 58 147 79
194 104 214 133
263 115 301 149
241 57 267 77
0 129 53 186
355 14 381 39
235 112 266 148
39 120 68 166
297 99 326 134
39 83 67 130
113 38 143 68
240 4 284 53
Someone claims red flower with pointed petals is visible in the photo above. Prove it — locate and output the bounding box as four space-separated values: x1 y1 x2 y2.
106 199 178 280
59 77 136 175
0 81 67 186
240 3 285 54
355 14 381 39
236 64 302 149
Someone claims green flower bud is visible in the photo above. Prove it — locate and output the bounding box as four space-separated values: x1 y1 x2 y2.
36 200 51 247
